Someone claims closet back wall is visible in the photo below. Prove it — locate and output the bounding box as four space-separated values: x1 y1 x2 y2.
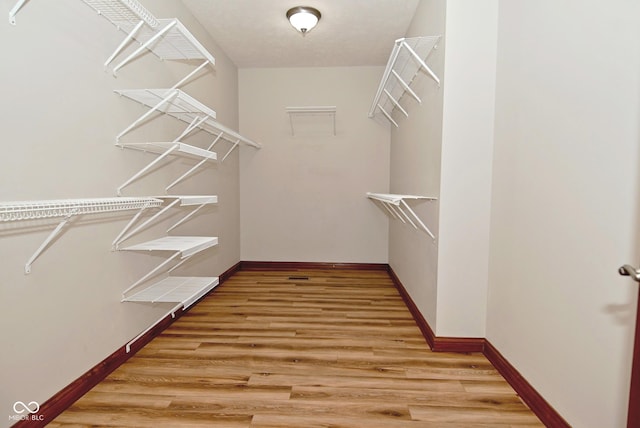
0 0 239 423
239 67 390 264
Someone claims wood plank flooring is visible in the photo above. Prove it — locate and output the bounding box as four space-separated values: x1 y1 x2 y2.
50 269 543 427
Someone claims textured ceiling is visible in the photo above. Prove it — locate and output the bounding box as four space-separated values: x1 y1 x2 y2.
181 0 419 68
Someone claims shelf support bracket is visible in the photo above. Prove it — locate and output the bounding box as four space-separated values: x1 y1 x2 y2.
24 211 76 274
167 203 207 233
113 19 178 75
125 302 182 353
221 139 240 162
383 88 409 118
117 143 179 195
391 69 422 104
114 199 181 247
116 89 179 142
104 20 145 69
400 199 435 240
402 40 441 86
165 133 222 191
377 105 399 128
122 251 181 295
9 0 28 25
170 59 211 91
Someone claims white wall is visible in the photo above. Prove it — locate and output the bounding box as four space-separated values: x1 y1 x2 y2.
0 1 241 424
487 1 640 426
435 0 498 337
239 67 389 263
388 0 446 330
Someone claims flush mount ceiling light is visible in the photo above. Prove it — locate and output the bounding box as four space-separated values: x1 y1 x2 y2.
286 6 321 35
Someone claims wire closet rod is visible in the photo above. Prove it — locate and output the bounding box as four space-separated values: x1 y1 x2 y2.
0 197 163 274
0 197 163 222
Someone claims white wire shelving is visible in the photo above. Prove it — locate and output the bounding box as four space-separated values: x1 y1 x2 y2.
368 36 441 128
123 275 219 352
0 197 162 273
115 88 261 163
81 0 215 88
366 192 437 240
116 141 218 195
285 106 337 136
113 195 218 249
119 235 218 293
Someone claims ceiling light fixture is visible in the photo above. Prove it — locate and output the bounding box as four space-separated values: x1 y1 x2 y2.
286 6 321 35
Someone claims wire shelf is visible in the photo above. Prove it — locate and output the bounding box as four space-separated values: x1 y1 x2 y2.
369 36 441 127
123 276 218 307
120 235 218 259
81 0 159 30
0 197 162 222
123 275 219 353
81 0 215 86
0 197 163 273
115 141 218 195
367 192 437 240
112 195 218 248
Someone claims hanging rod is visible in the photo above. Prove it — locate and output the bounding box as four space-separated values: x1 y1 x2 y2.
0 197 162 222
366 192 437 240
0 197 162 273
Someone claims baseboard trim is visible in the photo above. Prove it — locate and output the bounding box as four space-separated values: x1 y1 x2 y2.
388 264 569 427
387 265 436 349
220 261 242 283
484 340 570 428
12 262 240 428
240 261 389 271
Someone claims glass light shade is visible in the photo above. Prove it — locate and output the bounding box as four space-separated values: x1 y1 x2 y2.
286 6 321 34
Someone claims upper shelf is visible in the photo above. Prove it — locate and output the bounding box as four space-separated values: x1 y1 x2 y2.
115 89 262 158
81 0 215 87
367 192 437 240
368 36 442 127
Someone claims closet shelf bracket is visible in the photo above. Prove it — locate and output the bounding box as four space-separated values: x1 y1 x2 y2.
368 36 441 127
366 192 437 240
112 195 218 249
9 0 28 25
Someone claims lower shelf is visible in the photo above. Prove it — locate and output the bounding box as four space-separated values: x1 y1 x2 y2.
123 276 219 309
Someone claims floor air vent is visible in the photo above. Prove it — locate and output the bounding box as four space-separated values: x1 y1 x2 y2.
288 276 309 280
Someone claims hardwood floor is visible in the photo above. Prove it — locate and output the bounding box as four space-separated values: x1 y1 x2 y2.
50 269 543 427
